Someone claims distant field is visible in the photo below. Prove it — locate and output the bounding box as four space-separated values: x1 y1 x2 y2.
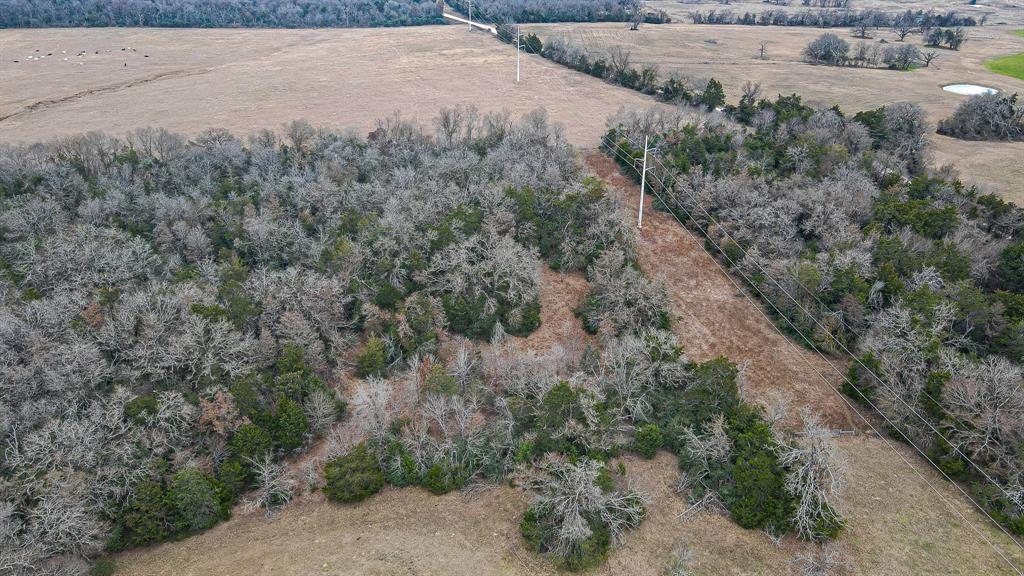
0 26 665 147
522 21 1024 204
986 51 1024 80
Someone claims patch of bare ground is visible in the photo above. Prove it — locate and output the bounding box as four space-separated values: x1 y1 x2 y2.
115 482 550 576
517 266 592 352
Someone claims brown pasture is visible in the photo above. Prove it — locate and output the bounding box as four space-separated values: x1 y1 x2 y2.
0 26 666 147
523 21 1024 204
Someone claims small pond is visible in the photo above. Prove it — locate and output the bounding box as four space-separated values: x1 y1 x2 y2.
942 83 998 96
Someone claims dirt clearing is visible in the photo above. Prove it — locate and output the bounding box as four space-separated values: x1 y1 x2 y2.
0 26 666 147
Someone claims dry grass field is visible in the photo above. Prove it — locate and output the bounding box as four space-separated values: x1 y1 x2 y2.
522 21 1024 204
0 26 665 147
114 158 1024 576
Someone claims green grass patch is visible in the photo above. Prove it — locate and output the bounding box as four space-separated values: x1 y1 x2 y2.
985 52 1024 81
1010 29 1024 38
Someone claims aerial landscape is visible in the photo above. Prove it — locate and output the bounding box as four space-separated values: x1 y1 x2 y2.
1 1 1023 575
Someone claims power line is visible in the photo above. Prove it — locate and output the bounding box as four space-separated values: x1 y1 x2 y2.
618 131 1023 508
600 135 1024 572
451 9 1024 565
477 6 1022 512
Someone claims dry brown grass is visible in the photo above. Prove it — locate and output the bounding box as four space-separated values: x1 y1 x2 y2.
0 26 667 147
524 21 1024 204
113 441 1024 576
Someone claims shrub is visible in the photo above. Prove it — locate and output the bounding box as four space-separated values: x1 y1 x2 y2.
423 462 466 495
167 467 225 533
90 558 117 576
113 480 170 549
229 424 274 462
272 397 308 451
356 336 387 377
633 423 663 458
519 458 644 571
804 33 849 66
998 241 1024 292
324 443 385 503
521 505 611 571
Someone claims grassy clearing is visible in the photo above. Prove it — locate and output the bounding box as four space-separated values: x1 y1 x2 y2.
986 52 1024 81
1010 29 1024 38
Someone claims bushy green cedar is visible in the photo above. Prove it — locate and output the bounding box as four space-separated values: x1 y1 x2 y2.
113 480 170 549
217 460 248 503
356 337 387 378
230 423 273 461
424 363 458 395
324 443 385 503
998 241 1024 292
272 397 308 451
167 467 225 533
633 424 663 458
423 462 465 495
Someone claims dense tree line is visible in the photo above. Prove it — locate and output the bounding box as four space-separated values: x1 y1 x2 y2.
0 0 444 28
691 8 976 29
938 93 1024 141
495 31 727 111
605 93 1024 533
449 0 668 25
0 108 661 574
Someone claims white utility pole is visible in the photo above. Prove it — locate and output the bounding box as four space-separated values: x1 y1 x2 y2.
638 135 648 229
469 0 472 29
516 25 521 82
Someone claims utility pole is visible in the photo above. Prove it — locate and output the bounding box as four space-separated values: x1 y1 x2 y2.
516 25 521 82
638 135 648 229
469 0 472 30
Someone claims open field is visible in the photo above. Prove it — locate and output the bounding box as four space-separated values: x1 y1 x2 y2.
0 26 666 147
1 23 1020 203
114 445 1024 576
987 51 1024 79
523 21 1024 204
648 0 1024 27
115 157 1024 576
